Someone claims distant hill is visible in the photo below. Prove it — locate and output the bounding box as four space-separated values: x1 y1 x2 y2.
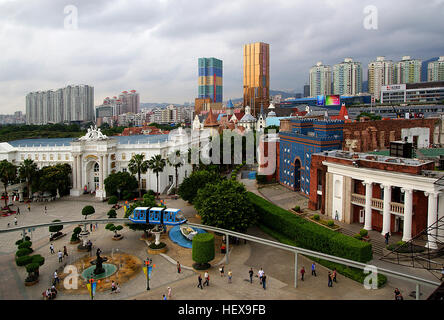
422 57 439 82
224 89 300 104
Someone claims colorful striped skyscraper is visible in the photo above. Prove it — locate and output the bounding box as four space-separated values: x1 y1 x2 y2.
198 57 223 104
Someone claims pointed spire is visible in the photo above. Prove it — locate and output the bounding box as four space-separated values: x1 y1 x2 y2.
204 106 219 127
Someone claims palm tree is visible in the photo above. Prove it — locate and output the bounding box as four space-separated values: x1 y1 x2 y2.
167 150 183 192
148 154 166 199
128 154 149 198
0 160 17 209
19 159 38 199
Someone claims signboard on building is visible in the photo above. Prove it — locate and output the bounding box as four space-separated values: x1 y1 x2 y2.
316 95 325 106
326 95 341 106
381 84 406 92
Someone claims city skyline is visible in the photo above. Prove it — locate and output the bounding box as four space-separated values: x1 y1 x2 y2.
1 0 443 113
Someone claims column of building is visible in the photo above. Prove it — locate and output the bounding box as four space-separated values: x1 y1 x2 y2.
72 155 77 190
401 188 413 242
363 181 373 230
425 192 439 249
99 155 104 192
77 154 82 191
381 184 392 235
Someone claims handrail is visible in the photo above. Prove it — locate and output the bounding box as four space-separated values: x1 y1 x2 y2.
0 219 440 288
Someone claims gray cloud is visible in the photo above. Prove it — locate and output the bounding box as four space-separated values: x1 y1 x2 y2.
0 0 443 113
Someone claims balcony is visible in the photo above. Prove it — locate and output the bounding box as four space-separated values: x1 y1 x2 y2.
351 193 405 215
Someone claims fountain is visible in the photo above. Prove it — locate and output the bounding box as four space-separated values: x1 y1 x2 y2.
81 248 117 280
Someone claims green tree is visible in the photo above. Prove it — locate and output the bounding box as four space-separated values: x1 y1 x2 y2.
37 164 72 196
105 223 123 238
49 219 63 235
178 170 221 204
128 153 149 199
192 233 215 269
0 160 17 208
167 150 184 191
82 205 95 219
18 159 38 198
104 171 138 198
194 179 256 232
148 154 166 198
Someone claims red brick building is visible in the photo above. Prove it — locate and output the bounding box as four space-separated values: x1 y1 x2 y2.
343 118 438 152
309 150 443 246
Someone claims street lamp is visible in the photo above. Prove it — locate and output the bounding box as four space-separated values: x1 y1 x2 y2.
144 258 154 291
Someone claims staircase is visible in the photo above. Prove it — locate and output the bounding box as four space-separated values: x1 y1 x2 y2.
338 228 385 256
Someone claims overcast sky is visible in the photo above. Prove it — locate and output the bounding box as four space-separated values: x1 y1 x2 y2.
0 0 443 113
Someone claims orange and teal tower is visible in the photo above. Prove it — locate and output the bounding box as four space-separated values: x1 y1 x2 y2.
198 57 223 103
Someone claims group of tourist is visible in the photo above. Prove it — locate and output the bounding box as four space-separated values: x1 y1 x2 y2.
42 286 57 300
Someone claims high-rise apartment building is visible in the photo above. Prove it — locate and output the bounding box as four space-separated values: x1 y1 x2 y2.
303 84 310 98
26 84 94 125
394 56 422 84
198 58 223 104
333 58 363 96
368 56 394 100
309 62 332 97
428 56 444 82
243 42 270 116
119 90 140 114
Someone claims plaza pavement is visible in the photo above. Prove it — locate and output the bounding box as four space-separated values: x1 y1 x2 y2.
0 190 440 300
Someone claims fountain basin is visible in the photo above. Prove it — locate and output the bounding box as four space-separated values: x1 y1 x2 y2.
81 263 118 280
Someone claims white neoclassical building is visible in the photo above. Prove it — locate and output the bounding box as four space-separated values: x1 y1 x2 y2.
0 126 192 199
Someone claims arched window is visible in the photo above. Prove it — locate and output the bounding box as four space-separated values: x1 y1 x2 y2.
94 163 100 172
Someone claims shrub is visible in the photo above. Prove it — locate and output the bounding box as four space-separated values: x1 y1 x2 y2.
248 192 372 263
256 174 267 184
146 189 156 196
327 220 335 227
49 220 63 233
192 233 215 267
16 255 33 267
353 234 363 240
122 190 133 200
71 227 82 241
16 248 33 257
359 229 368 237
396 241 406 246
31 254 45 266
107 209 117 218
313 214 320 221
149 242 166 249
81 205 95 218
15 239 24 246
108 196 118 205
25 262 40 274
18 241 32 250
294 206 301 212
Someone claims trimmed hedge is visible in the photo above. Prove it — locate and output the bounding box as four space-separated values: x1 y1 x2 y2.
247 192 373 263
108 195 118 205
16 255 33 267
192 233 215 265
31 255 45 266
16 248 33 257
18 241 33 250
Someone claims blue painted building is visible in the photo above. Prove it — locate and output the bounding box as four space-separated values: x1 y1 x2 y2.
279 119 344 196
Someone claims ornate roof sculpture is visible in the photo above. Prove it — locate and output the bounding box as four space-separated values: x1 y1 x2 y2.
78 125 109 141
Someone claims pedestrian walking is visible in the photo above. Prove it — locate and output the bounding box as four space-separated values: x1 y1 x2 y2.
27 203 30 212
177 261 181 273
227 270 232 283
95 223 98 230
14 217 17 226
249 268 254 283
203 272 210 286
311 262 317 276
262 273 267 290
115 283 120 294
328 272 333 287
332 268 337 283
167 287 172 299
219 264 224 277
162 294 167 300
63 246 68 257
385 232 390 245
58 250 63 263
300 266 305 281
440 266 444 281
90 224 93 232
258 268 264 284
17 207 20 215
111 280 117 294
197 274 203 289
44 206 47 214
54 271 59 285
50 243 54 254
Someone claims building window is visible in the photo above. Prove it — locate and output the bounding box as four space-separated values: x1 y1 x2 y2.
65 154 69 160
42 154 46 160
142 179 147 189
58 154 61 160
21 154 24 160
94 163 100 172
122 153 126 160
122 168 127 172
35 154 39 160
50 154 54 161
